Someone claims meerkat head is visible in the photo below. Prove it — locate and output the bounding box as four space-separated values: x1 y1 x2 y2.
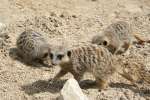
39 44 52 65
50 45 71 66
92 35 109 47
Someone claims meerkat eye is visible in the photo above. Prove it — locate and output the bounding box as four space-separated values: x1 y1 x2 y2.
43 53 48 58
50 53 53 59
57 54 64 60
103 40 108 46
67 51 71 57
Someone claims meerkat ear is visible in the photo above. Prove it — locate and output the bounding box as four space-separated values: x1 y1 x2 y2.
102 37 109 46
91 35 97 43
103 40 108 46
67 50 71 57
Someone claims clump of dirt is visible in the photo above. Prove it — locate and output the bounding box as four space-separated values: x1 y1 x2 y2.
0 26 11 57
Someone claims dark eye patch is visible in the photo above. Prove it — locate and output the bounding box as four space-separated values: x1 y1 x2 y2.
43 53 48 58
57 54 64 60
50 53 53 59
103 40 108 46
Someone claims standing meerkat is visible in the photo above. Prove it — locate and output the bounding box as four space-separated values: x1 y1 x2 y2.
92 21 149 54
49 44 150 90
16 29 51 67
49 44 118 90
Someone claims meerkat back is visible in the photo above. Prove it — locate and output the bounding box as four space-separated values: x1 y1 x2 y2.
92 21 132 54
69 45 115 74
108 21 132 43
16 29 51 65
51 44 117 90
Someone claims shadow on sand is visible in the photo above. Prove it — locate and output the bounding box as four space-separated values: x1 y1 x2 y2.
9 47 51 68
21 78 150 98
21 79 66 95
21 79 98 95
110 82 150 97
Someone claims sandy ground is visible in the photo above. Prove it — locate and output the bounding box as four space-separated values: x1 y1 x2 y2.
0 0 150 100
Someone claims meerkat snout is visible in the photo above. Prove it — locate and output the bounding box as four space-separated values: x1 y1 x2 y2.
49 45 71 66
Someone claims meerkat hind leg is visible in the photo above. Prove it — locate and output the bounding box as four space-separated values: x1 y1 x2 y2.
72 72 94 89
119 72 139 88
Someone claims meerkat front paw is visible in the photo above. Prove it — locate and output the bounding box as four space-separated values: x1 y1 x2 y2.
96 78 109 91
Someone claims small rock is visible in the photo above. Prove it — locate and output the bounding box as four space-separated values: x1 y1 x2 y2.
58 78 89 100
0 22 6 32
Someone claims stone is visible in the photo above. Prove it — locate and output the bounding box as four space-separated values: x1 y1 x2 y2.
58 78 89 100
0 22 6 33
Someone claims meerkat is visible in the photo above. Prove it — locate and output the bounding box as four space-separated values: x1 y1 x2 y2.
16 29 51 67
49 44 119 90
92 21 149 54
49 44 150 90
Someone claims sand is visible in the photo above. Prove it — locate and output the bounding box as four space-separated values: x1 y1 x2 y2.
0 0 150 100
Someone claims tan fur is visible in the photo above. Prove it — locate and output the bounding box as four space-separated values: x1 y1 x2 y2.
16 29 51 66
50 44 116 90
92 21 149 54
50 44 150 90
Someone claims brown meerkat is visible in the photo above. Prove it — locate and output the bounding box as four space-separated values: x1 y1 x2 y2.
49 44 117 90
92 21 149 54
49 44 150 90
16 29 51 67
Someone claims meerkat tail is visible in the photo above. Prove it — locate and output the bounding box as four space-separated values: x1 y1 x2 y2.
132 33 150 44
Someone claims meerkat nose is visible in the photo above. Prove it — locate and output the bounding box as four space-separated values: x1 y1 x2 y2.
51 62 57 66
